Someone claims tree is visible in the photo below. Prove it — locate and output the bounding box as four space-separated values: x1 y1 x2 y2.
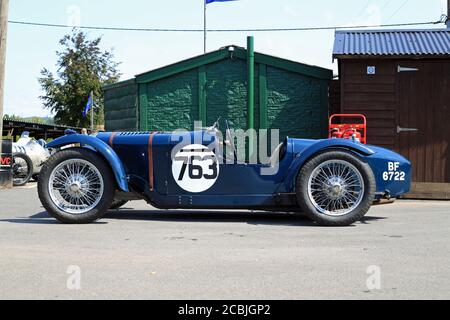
39 30 120 127
3 114 23 121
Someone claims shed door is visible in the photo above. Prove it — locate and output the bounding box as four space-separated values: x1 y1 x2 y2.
397 61 450 183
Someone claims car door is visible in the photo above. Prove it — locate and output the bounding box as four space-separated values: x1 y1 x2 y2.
167 138 291 196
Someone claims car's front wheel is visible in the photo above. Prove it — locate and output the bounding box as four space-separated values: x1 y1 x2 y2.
38 148 114 224
296 150 375 226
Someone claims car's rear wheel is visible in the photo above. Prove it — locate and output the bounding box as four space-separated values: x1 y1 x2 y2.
38 148 114 224
296 150 375 226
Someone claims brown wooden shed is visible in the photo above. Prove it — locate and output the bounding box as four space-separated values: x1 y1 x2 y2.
333 29 450 199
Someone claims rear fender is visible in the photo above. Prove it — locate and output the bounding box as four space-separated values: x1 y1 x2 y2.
282 139 375 192
47 134 129 192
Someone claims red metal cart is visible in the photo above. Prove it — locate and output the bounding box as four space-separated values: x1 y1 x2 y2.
329 114 367 144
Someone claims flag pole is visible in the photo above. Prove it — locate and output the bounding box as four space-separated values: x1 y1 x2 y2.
90 91 94 132
204 1 207 53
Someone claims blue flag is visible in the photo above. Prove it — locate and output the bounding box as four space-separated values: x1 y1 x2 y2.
206 0 238 4
82 93 93 118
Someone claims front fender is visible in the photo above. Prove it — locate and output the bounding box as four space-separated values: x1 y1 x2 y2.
47 134 129 192
282 139 375 192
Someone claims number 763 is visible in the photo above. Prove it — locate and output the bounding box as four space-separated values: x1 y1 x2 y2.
175 156 218 181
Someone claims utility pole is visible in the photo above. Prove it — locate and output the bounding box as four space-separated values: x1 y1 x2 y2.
447 0 450 28
0 0 9 155
204 1 207 53
247 36 255 161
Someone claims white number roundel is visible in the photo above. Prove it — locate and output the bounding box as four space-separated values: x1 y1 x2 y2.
172 144 219 193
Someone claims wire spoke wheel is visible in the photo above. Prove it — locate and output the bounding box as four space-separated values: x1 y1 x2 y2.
12 154 33 186
48 159 104 215
308 160 365 217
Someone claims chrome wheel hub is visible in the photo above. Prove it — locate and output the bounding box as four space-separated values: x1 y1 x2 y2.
308 160 365 217
69 182 80 193
324 177 346 199
48 159 104 215
67 179 83 196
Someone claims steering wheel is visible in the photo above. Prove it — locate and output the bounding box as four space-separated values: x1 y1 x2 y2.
210 117 221 131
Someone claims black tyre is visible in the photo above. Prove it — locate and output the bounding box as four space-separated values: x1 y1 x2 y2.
38 148 115 224
296 150 375 226
13 153 33 187
110 200 129 210
32 174 40 182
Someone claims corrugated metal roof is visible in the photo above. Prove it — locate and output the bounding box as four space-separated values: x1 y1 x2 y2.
333 29 450 57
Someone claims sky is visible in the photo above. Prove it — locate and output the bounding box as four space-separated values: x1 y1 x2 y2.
4 0 448 117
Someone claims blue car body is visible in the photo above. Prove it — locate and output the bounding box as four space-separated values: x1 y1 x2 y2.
47 130 411 210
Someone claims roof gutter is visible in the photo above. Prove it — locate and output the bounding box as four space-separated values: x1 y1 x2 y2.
333 54 450 60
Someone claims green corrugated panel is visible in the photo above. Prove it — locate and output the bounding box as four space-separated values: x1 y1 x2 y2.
198 66 207 125
266 66 328 140
259 64 268 130
144 68 199 132
104 47 331 138
205 59 259 130
104 80 138 132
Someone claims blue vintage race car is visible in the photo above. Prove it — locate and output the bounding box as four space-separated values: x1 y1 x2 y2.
37 123 411 226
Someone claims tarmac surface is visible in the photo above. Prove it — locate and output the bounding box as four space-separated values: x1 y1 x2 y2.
0 182 449 299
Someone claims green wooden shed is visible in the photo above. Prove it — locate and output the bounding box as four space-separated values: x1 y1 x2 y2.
103 44 332 140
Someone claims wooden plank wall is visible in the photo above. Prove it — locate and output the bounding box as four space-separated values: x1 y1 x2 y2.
339 58 450 198
329 80 341 116
397 61 450 184
340 60 397 150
